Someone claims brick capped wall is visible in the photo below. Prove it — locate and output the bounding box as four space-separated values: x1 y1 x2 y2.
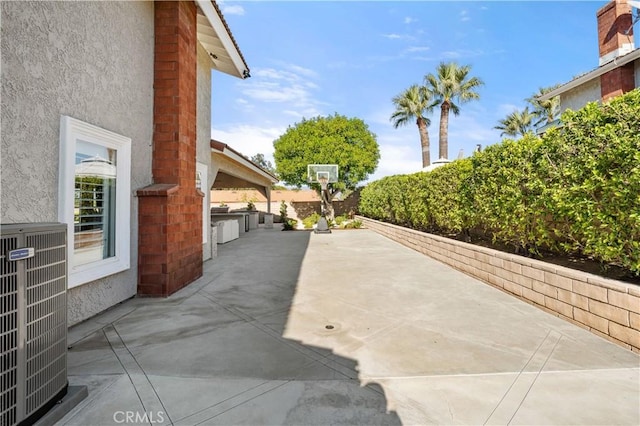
358 216 640 352
137 1 203 297
601 63 636 101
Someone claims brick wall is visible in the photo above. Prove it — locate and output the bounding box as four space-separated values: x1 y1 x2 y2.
597 0 633 60
358 216 640 352
601 63 636 101
597 0 636 101
137 1 203 297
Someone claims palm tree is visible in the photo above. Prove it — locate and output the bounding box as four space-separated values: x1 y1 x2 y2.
390 84 435 167
527 86 560 128
494 107 535 137
425 62 484 160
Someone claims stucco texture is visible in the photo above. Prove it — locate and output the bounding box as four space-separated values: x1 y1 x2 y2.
197 43 214 261
1 1 154 325
560 78 601 111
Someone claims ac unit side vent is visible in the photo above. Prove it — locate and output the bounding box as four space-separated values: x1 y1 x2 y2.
0 234 19 426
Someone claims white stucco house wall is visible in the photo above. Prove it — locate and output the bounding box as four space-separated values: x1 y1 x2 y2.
1 1 251 325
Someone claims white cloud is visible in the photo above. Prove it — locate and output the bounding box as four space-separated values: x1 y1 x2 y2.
404 46 430 53
368 142 423 182
382 32 417 42
211 124 286 164
440 49 484 59
460 10 471 22
496 103 520 117
404 17 417 24
285 64 318 78
220 4 244 16
242 85 308 103
238 65 325 118
446 114 502 154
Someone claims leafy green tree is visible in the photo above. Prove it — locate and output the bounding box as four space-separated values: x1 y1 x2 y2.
250 153 278 177
390 84 435 167
273 113 380 218
527 86 560 129
425 62 484 160
494 107 535 137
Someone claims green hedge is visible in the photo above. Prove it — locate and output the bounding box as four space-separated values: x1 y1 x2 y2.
360 89 640 274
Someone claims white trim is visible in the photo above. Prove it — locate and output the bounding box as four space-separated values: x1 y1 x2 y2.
599 43 635 66
197 162 209 244
211 146 279 183
196 0 247 78
539 49 640 101
58 116 131 288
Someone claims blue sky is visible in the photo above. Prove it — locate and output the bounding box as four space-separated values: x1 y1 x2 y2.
211 1 636 182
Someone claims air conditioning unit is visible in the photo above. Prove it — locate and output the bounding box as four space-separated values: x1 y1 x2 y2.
1 223 68 426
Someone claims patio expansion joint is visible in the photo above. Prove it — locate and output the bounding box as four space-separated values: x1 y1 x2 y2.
176 380 291 425
483 329 562 425
58 375 122 425
198 287 360 380
103 324 175 425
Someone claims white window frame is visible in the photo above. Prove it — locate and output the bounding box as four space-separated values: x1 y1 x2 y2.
58 116 131 288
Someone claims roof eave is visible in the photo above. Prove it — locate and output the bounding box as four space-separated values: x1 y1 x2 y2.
210 140 279 183
196 0 250 79
538 48 640 101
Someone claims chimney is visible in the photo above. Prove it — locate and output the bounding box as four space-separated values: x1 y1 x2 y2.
597 0 634 65
597 0 636 101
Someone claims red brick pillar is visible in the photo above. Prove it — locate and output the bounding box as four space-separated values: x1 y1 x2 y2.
137 1 203 297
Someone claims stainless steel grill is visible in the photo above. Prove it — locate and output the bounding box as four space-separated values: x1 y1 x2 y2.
0 224 67 426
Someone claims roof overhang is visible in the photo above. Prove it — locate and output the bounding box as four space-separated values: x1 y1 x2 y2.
211 140 279 185
196 0 250 79
538 48 640 101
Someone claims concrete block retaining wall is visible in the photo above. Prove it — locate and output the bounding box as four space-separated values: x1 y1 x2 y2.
357 216 640 352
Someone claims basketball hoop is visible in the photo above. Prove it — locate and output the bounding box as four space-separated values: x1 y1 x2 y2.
306 164 338 234
318 174 329 191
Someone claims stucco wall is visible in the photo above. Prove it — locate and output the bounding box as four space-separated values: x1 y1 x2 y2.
560 78 601 111
1 1 154 325
197 43 214 261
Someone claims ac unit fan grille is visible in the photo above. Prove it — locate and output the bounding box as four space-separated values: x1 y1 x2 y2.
0 235 18 426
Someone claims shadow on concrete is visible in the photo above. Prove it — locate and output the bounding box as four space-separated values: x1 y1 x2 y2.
62 226 401 425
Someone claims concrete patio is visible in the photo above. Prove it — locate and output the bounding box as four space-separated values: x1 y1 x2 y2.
58 225 639 425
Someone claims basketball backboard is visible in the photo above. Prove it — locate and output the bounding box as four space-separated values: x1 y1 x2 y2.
307 164 339 184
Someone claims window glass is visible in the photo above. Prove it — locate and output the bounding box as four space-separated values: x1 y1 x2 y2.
73 140 117 267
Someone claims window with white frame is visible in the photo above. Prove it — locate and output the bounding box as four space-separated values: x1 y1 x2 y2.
59 116 131 288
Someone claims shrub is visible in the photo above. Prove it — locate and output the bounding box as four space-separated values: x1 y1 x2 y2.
546 91 640 271
424 159 473 234
334 215 348 225
342 219 362 229
283 218 297 231
359 89 640 274
302 212 322 229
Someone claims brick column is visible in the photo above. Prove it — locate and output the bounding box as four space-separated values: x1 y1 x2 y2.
137 1 203 297
601 63 636 102
597 0 635 102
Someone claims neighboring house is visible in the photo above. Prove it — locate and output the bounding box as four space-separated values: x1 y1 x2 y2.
1 1 254 324
539 0 640 113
